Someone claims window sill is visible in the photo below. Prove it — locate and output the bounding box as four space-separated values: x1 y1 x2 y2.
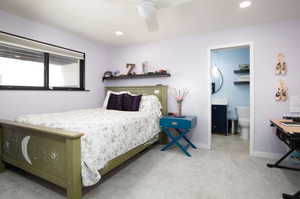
51 87 90 91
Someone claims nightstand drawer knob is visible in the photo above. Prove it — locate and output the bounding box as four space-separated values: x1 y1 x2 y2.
171 122 178 125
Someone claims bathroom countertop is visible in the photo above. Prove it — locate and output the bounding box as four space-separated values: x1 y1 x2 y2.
212 98 228 105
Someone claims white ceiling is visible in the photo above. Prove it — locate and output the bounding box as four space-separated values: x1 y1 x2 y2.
0 0 300 46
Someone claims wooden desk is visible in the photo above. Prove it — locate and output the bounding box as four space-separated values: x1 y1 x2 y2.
269 119 300 199
271 119 300 134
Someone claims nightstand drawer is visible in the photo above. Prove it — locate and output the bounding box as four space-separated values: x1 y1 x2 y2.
160 116 196 129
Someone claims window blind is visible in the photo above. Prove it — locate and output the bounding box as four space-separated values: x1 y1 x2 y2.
0 32 84 60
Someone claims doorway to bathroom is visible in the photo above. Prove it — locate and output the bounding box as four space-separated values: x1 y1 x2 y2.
208 43 254 155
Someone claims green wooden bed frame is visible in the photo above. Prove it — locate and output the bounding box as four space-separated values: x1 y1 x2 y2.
0 85 168 199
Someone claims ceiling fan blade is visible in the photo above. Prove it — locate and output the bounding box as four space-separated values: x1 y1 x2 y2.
137 1 159 31
145 16 159 32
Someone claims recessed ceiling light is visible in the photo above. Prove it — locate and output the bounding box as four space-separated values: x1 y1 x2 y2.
115 31 124 36
240 1 252 8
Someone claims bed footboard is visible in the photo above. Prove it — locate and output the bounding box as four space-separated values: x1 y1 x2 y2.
0 120 84 199
0 127 5 172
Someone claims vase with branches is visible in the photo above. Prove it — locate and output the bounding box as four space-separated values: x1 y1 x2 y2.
170 87 189 117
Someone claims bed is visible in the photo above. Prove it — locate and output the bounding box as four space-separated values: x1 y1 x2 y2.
0 85 168 199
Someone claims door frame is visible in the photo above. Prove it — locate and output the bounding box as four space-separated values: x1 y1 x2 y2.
207 42 255 155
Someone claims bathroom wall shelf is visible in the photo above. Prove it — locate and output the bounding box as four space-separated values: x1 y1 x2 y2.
103 73 171 81
234 81 250 85
233 69 250 74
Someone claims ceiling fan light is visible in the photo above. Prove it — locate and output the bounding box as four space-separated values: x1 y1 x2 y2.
115 31 124 36
240 1 252 8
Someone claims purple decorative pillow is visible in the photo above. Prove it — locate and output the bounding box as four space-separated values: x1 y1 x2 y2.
122 94 142 111
106 94 123 111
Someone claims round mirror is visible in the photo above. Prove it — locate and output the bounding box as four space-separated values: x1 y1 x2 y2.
211 66 223 94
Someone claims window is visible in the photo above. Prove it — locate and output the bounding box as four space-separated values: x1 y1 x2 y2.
49 54 80 88
0 31 86 91
0 44 44 87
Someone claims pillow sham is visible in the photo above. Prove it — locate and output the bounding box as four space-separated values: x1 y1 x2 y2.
122 94 142 111
103 91 130 109
106 93 123 111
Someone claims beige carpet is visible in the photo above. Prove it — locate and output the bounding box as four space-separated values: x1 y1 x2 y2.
0 134 299 199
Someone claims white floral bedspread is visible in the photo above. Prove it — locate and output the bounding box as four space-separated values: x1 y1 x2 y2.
16 106 161 186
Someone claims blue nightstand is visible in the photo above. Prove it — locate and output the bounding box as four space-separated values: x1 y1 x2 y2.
160 116 197 157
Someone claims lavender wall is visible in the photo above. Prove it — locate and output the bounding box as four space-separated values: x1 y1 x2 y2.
0 10 109 120
1 8 299 155
106 19 300 155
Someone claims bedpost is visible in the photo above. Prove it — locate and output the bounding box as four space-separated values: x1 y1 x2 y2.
160 85 168 116
0 126 6 172
159 85 169 144
66 138 82 199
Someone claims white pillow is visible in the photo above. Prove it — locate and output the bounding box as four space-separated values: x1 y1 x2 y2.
139 95 162 116
102 91 130 109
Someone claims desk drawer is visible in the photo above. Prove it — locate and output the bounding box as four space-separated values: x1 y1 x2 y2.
160 117 196 129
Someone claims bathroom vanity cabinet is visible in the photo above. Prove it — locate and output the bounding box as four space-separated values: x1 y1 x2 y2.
212 105 228 135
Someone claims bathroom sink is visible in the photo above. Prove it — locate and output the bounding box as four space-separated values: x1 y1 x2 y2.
212 98 228 105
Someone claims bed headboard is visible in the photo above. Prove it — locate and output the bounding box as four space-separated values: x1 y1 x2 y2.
105 85 168 116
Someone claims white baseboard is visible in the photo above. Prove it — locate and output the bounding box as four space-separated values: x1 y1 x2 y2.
193 142 283 158
194 142 210 150
251 150 283 159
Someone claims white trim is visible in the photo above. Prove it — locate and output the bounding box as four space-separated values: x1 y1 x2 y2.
207 42 255 155
194 142 210 150
208 48 212 150
249 43 255 156
251 151 283 159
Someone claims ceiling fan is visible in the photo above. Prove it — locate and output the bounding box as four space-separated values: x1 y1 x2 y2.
105 0 193 32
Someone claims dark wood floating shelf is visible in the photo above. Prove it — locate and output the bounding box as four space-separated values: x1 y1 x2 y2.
103 73 171 81
234 69 250 74
234 81 250 85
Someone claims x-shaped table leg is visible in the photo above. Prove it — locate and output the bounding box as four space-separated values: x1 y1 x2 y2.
161 127 197 157
175 129 197 149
